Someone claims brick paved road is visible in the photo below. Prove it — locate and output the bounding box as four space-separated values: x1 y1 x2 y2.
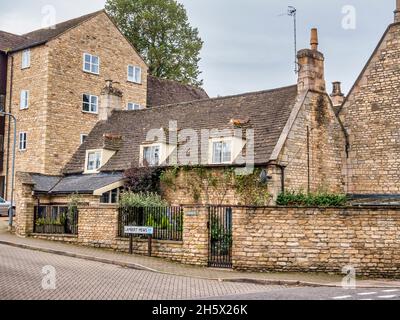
0 244 280 300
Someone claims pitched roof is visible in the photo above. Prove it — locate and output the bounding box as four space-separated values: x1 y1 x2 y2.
147 76 209 107
63 85 298 174
30 172 124 194
7 10 104 52
0 31 28 52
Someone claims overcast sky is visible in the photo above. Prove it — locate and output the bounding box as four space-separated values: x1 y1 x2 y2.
0 0 396 97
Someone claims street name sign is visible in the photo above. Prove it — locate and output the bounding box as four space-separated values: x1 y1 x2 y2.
124 226 154 235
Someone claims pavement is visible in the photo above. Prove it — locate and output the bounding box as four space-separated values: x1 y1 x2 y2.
2 243 400 300
1 216 400 289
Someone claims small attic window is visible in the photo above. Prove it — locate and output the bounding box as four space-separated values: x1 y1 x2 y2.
22 49 30 69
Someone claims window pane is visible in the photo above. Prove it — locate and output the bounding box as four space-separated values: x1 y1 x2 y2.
135 67 141 83
92 56 99 65
100 192 110 204
222 142 232 162
91 96 98 112
84 54 91 63
128 66 134 79
92 65 99 74
111 189 118 203
95 152 101 169
213 142 222 163
84 62 91 71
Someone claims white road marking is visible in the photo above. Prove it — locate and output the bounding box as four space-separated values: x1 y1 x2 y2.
381 289 399 293
357 292 376 296
377 295 396 299
333 295 352 300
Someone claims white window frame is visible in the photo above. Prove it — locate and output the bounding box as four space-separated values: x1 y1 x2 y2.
80 134 88 145
127 102 141 111
19 132 27 151
82 94 98 114
85 150 103 174
127 65 142 84
210 139 233 165
20 90 29 110
141 144 161 167
21 49 31 69
83 53 100 75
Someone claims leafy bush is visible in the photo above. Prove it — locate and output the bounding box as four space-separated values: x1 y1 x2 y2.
124 165 162 194
119 192 169 209
277 191 347 207
35 216 65 226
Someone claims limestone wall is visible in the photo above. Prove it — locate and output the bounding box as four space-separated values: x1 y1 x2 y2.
233 206 400 277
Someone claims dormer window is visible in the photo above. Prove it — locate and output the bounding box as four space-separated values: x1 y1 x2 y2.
84 148 117 174
143 145 160 166
212 140 232 164
83 53 100 74
86 150 102 172
208 137 245 165
22 50 30 69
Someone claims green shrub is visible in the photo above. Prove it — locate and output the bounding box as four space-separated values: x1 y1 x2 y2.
119 192 169 209
277 191 347 207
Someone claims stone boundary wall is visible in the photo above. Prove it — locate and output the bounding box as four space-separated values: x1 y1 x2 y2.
30 205 209 266
233 207 400 277
28 204 400 276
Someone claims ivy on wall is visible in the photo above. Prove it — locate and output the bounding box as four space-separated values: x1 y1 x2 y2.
160 166 270 206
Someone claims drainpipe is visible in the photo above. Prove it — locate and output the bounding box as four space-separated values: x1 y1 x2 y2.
277 164 285 194
5 55 14 198
0 111 16 228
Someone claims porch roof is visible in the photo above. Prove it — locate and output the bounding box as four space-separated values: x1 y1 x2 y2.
31 172 124 195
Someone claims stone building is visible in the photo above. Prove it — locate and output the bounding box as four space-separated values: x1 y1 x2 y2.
0 10 208 201
339 1 400 203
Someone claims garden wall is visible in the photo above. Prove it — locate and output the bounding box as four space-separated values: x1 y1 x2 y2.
30 205 209 266
233 206 400 277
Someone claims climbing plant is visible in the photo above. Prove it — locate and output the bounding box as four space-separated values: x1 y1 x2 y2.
160 166 271 206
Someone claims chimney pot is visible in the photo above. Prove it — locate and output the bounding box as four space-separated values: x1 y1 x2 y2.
395 0 400 22
330 81 345 112
310 28 319 50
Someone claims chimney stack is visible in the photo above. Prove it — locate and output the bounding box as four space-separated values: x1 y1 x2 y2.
395 0 400 22
99 80 123 121
330 82 345 113
297 28 326 93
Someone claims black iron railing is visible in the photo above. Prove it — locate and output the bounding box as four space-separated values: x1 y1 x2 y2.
33 205 78 235
118 207 183 241
208 206 233 268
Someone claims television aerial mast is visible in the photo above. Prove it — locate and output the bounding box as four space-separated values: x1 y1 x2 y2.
287 6 298 74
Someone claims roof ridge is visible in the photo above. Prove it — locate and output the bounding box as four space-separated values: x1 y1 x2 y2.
23 10 104 37
0 30 28 39
148 75 205 90
118 84 297 113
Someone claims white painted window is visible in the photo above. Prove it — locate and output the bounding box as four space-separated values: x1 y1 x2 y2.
83 53 100 74
127 65 141 84
127 102 141 110
80 134 88 145
86 150 102 171
212 141 232 164
143 145 160 166
21 49 30 69
20 90 29 110
19 132 27 151
82 94 98 113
